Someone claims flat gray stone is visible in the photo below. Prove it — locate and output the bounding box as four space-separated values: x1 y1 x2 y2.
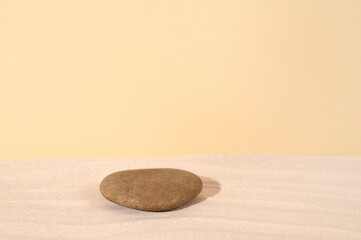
99 168 203 211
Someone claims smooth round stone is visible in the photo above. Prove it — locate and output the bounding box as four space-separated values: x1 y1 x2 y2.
99 168 203 211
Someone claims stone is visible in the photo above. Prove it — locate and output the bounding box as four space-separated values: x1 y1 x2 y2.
99 168 203 211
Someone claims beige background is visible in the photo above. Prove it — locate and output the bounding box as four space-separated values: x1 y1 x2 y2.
1 0 360 159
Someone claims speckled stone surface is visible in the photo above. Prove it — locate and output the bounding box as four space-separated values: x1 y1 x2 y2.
99 168 203 211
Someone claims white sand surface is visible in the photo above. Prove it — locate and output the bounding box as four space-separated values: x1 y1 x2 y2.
1 154 360 239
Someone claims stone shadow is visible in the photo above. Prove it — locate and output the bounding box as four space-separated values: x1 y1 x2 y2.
175 176 221 210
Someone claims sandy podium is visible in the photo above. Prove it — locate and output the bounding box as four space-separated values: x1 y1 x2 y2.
1 154 360 239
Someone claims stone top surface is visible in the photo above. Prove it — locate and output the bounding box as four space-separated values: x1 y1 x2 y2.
100 168 203 211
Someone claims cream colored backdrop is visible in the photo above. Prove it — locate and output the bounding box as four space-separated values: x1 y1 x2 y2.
1 0 360 159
